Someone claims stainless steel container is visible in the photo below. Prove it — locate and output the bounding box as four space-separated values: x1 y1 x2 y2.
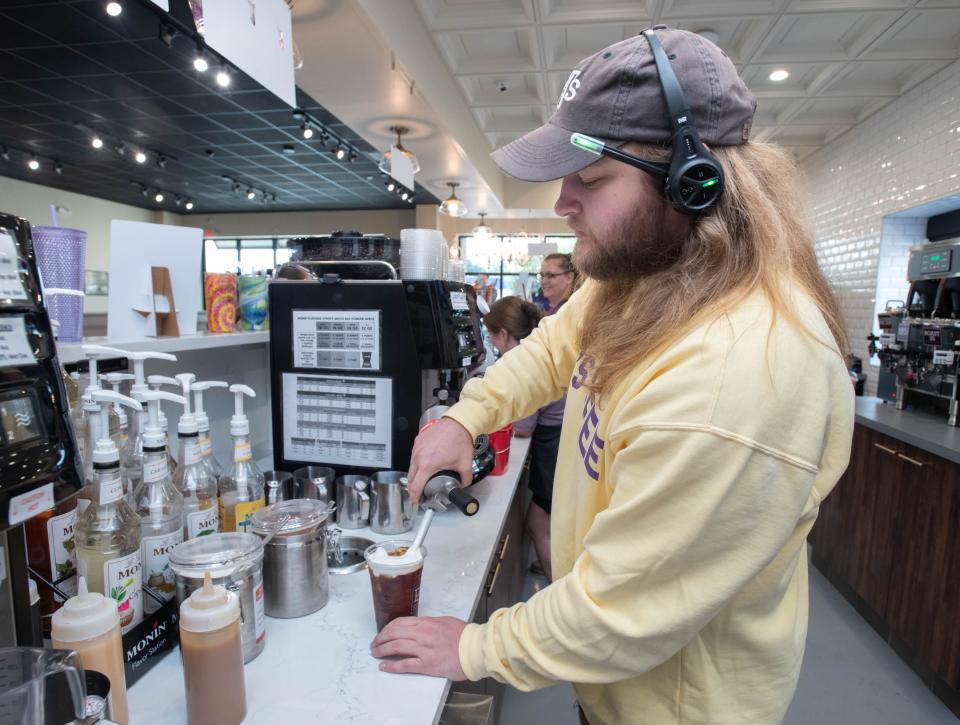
292 466 335 503
335 475 371 529
264 470 293 505
169 533 266 663
251 499 335 618
369 471 415 535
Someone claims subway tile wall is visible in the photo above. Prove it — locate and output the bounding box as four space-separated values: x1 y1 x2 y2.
800 58 960 395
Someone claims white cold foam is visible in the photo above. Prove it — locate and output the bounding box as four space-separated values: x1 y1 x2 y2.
368 545 423 576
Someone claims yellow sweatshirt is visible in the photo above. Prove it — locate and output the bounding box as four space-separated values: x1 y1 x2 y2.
447 282 854 725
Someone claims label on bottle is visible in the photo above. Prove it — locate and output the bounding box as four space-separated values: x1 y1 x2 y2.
141 530 183 602
143 457 167 483
99 471 124 505
199 434 212 458
234 442 252 463
254 580 266 645
182 441 202 466
233 497 264 533
46 506 78 600
186 506 219 539
103 550 142 634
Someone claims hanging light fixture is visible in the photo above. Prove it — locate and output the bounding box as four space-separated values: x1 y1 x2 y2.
378 126 420 175
471 211 494 238
439 182 467 217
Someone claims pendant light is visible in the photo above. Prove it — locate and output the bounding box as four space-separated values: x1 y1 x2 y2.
378 126 420 175
439 182 468 218
472 211 494 238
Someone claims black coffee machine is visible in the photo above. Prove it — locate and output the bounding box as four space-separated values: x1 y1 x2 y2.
268 240 487 476
0 212 83 648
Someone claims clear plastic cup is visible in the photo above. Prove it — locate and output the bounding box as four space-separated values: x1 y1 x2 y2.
363 540 426 631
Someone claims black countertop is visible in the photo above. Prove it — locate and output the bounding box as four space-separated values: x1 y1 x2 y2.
855 396 960 465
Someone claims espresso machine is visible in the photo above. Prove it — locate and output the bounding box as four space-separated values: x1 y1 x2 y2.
871 238 960 424
268 234 486 475
0 212 84 648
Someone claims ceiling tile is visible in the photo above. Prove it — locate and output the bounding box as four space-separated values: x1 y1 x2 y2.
663 16 777 65
820 59 953 97
457 73 545 106
472 105 547 132
537 0 655 24
862 9 960 60
541 23 647 68
415 0 535 30
740 62 843 98
433 27 540 74
786 96 891 125
660 0 791 17
752 11 903 62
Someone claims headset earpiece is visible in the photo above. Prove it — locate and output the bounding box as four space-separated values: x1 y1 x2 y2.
643 29 725 216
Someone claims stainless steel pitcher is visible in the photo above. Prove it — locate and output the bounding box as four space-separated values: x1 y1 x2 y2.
369 471 415 535
293 466 335 503
335 475 371 529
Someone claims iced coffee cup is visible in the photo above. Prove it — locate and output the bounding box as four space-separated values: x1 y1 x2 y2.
364 540 427 632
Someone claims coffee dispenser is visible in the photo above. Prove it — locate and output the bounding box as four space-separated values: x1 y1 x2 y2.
268 255 485 476
0 212 84 647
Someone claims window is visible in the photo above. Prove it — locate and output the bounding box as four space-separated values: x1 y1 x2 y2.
459 233 576 299
203 236 301 276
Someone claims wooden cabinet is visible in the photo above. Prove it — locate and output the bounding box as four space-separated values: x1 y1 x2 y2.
809 423 960 703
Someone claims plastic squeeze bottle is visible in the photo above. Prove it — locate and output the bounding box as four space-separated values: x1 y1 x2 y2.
179 571 247 725
74 390 144 635
135 390 185 614
191 380 228 478
172 374 220 539
52 576 130 724
123 350 178 495
217 385 264 533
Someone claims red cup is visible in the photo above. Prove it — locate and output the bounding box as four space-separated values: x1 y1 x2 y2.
489 424 513 476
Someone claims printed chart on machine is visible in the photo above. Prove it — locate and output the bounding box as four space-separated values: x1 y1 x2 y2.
282 372 392 467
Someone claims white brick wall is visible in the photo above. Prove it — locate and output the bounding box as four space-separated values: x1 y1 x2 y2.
801 58 960 395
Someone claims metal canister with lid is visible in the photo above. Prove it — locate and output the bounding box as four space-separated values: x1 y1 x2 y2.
251 499 335 618
169 533 266 663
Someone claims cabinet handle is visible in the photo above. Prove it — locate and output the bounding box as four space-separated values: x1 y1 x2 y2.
897 453 924 468
486 562 502 596
497 534 510 562
873 443 899 456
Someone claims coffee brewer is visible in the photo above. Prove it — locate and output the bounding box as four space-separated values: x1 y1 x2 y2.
0 212 84 647
268 235 486 475
871 238 960 425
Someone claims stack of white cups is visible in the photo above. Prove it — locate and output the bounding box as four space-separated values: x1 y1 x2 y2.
446 260 466 283
401 228 446 280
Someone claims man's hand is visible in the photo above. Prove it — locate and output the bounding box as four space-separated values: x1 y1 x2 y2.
370 616 469 679
407 418 475 504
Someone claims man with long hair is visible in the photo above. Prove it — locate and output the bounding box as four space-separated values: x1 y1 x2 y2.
371 27 854 725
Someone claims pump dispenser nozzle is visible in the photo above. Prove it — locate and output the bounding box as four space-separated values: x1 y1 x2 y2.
101 372 136 427
123 351 178 401
140 390 186 450
90 390 141 465
228 384 255 437
175 374 198 435
191 381 228 432
80 345 128 403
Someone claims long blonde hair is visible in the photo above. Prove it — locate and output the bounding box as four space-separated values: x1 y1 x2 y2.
578 141 847 402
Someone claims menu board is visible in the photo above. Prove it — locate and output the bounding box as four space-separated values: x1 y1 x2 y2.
281 373 392 468
292 309 380 371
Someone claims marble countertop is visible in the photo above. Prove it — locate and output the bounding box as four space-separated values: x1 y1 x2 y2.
127 436 532 725
855 396 960 465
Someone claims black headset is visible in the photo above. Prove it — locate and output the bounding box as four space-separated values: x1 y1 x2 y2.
641 28 725 216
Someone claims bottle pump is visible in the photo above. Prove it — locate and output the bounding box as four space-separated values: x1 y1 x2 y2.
217 385 265 533
191 380 228 478
123 350 178 494
73 389 144 635
101 372 135 447
173 375 219 539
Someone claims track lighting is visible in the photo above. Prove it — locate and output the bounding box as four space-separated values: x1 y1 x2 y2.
157 154 167 169
135 150 147 164
386 180 396 192
106 2 122 17
334 144 346 161
193 55 208 72
348 150 357 163
216 69 231 88
154 192 164 203
185 201 194 211
0 146 9 161
91 136 104 149
55 162 63 175
246 189 256 200
27 156 39 171
400 191 409 201
301 124 314 139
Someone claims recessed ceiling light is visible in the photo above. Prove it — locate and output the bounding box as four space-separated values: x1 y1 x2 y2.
105 2 122 17
769 69 789 82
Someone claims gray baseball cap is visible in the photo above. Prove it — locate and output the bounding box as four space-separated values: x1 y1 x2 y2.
491 26 757 182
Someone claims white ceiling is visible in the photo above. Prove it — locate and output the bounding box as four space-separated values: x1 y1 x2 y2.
413 0 960 162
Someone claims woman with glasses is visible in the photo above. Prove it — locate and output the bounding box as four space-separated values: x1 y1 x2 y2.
484 296 565 581
536 253 578 314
